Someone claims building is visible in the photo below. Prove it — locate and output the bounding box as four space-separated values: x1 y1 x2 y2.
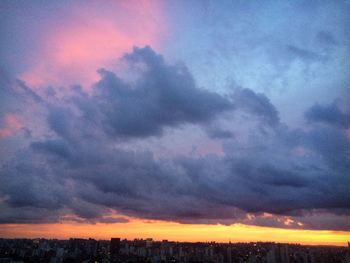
146 238 153 248
110 238 120 256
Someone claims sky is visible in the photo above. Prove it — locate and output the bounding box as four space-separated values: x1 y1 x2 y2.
0 0 350 246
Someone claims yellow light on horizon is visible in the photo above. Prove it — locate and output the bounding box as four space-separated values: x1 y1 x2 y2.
1 219 349 247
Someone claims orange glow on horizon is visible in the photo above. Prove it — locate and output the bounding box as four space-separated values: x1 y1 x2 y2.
1 219 349 247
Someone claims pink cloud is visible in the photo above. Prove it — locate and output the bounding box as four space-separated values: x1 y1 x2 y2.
20 0 167 89
292 146 311 157
0 113 23 139
345 128 350 140
195 141 225 157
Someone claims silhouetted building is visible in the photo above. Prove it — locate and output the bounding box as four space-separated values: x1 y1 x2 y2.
146 238 153 248
110 238 120 256
267 245 276 263
278 244 290 263
227 246 232 263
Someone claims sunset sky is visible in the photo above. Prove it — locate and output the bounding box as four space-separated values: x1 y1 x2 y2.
0 0 350 246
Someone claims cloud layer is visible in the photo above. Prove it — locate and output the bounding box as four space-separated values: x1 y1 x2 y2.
0 47 349 231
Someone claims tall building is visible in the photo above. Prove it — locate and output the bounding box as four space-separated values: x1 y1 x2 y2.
110 238 120 256
279 244 290 263
346 243 350 263
146 238 153 248
266 248 276 263
227 246 232 263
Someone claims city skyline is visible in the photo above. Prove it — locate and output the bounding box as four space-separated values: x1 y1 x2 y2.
1 237 350 262
1 0 350 247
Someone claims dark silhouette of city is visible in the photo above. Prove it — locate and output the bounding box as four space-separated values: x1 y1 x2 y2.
0 237 349 263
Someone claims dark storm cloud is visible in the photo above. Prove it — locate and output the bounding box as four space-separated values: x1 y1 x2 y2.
47 108 73 139
15 79 43 104
0 46 349 230
64 116 350 229
0 203 62 224
232 88 279 127
0 162 67 210
305 102 350 128
206 127 234 139
31 139 72 160
94 46 233 138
